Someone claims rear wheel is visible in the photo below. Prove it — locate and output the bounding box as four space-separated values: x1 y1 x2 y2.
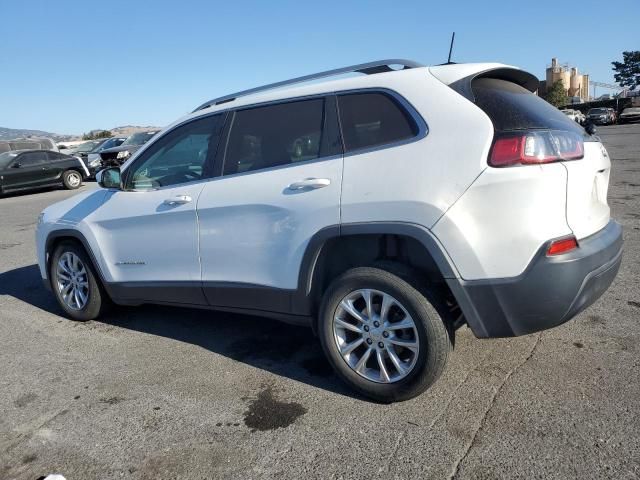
318 267 452 402
62 170 82 190
50 242 109 321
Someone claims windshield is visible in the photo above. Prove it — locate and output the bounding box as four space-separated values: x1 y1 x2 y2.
122 132 157 146
69 141 101 153
588 108 607 115
623 108 640 114
0 151 19 168
91 138 120 152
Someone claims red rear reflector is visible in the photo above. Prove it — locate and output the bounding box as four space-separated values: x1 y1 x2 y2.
547 237 578 256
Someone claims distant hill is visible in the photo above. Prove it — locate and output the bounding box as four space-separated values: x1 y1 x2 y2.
0 125 163 143
106 125 162 137
0 126 76 142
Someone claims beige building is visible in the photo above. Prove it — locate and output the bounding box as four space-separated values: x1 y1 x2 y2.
539 58 590 101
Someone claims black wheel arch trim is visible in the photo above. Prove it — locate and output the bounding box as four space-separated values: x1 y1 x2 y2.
44 229 113 295
292 222 462 316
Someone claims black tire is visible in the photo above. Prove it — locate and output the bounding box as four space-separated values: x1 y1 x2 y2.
62 170 83 190
50 241 110 321
318 266 452 403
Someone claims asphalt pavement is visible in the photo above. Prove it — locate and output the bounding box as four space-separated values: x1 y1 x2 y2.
0 124 639 479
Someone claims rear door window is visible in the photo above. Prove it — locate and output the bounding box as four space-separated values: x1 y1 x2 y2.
472 78 584 134
223 98 328 175
337 92 419 152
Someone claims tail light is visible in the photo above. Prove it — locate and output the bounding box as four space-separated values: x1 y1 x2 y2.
489 130 584 167
547 236 579 256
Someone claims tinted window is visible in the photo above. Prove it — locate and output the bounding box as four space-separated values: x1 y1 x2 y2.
124 115 223 189
224 98 325 175
18 151 47 166
47 151 68 161
473 78 584 134
338 92 418 152
0 152 19 168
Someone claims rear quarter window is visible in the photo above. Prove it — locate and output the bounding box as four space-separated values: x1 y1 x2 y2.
472 78 585 135
338 92 419 152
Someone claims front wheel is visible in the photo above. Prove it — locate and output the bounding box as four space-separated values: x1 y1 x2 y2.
62 170 83 190
318 267 452 402
50 242 109 321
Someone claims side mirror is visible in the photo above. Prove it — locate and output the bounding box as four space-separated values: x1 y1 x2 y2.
585 122 597 135
11 162 21 168
96 167 122 189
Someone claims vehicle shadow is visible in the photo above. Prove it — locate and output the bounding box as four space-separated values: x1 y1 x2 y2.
0 185 61 199
0 264 356 399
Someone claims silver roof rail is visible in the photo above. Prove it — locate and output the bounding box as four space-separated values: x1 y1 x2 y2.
192 59 423 112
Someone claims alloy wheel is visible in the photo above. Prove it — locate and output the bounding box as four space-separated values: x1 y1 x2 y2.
55 252 89 310
67 172 81 188
332 289 420 383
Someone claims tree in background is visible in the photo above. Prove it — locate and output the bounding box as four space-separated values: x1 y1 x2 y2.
544 80 567 107
82 130 113 140
612 51 640 90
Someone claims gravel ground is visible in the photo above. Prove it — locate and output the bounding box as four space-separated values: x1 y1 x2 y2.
0 124 639 479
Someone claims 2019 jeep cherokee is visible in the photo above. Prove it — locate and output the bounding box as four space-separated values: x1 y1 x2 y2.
36 60 623 402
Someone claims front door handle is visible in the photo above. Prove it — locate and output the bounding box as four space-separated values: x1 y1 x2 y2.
287 178 331 191
163 195 192 206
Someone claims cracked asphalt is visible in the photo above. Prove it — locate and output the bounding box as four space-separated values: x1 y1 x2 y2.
1 124 639 479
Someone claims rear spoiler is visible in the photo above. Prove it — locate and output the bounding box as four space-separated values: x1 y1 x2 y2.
429 64 539 102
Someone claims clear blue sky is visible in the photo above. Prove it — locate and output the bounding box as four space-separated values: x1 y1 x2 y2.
1 0 638 134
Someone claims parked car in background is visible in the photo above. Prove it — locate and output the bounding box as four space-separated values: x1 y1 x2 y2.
0 137 58 154
586 107 613 125
86 137 126 175
65 140 105 160
36 59 622 402
0 150 89 195
97 131 159 168
58 140 88 152
619 107 640 124
561 109 585 124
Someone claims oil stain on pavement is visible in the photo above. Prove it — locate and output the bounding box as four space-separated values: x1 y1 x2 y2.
243 386 307 432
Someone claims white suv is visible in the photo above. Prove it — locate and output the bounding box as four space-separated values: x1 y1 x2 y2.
36 60 623 402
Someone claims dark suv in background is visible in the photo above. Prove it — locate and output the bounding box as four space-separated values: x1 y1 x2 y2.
586 108 614 125
85 137 126 175
98 131 159 168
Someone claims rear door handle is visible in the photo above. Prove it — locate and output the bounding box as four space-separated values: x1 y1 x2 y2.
287 178 331 191
163 195 192 205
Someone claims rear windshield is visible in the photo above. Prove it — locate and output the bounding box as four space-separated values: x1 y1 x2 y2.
472 78 584 134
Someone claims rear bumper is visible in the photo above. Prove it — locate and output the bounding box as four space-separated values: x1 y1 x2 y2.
449 220 623 338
